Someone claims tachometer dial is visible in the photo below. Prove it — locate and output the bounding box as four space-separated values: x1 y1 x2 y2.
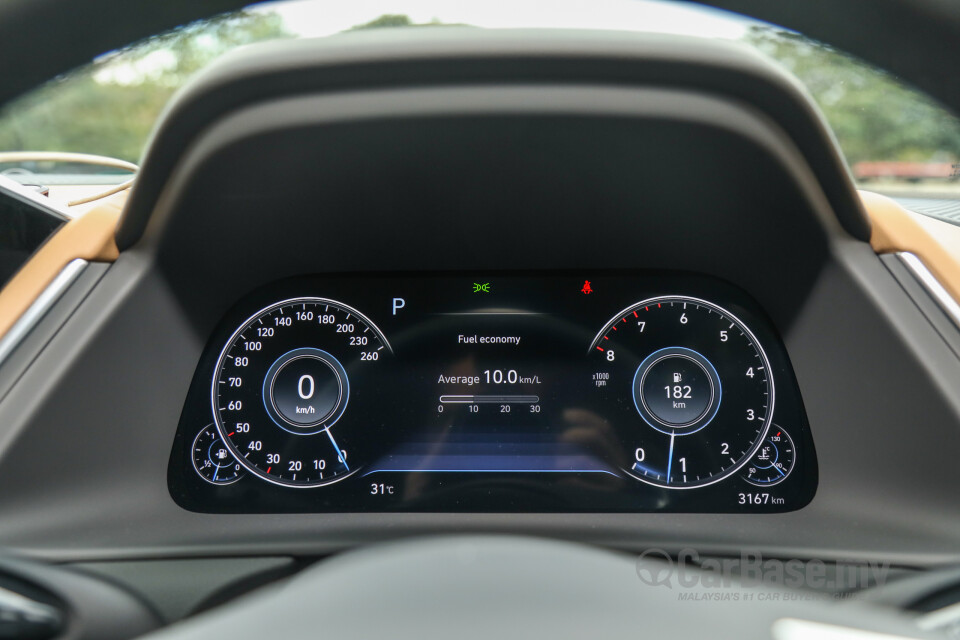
191 424 245 485
212 298 391 488
589 296 773 489
742 424 795 487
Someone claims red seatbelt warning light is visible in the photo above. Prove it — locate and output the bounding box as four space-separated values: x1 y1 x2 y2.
581 280 593 295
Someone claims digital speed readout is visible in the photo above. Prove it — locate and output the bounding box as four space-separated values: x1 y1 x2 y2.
171 274 816 513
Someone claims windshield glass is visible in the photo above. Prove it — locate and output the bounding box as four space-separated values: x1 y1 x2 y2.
2 0 958 204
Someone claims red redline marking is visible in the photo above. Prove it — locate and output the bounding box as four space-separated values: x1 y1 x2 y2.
266 466 272 474
658 303 661 308
603 336 609 340
612 326 618 331
633 311 638 318
645 306 649 311
622 317 627 323
596 346 605 352
776 432 781 437
228 432 235 437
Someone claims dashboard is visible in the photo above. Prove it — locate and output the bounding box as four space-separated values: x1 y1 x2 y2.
170 273 816 512
6 3 960 637
0 29 958 573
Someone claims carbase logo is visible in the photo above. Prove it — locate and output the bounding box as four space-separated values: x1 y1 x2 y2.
636 548 890 593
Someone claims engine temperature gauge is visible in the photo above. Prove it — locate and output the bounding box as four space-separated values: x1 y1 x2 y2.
742 424 795 487
192 424 245 485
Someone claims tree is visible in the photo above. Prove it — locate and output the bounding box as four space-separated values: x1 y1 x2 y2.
0 10 290 163
745 25 960 164
347 14 468 31
349 15 416 30
4 15 958 169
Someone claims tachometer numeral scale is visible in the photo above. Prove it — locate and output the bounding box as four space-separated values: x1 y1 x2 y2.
212 298 391 488
589 296 774 489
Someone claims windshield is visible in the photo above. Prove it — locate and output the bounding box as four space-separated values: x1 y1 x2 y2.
2 0 958 206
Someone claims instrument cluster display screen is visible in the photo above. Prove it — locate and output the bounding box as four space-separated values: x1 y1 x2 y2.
169 272 817 513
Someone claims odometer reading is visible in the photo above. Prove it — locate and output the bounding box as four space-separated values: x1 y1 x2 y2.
589 296 774 489
212 298 390 487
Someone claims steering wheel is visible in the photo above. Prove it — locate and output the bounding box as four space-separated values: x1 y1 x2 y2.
129 536 941 640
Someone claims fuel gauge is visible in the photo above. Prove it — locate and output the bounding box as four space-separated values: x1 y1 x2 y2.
742 424 795 487
192 424 245 485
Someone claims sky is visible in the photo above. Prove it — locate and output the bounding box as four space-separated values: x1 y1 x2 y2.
249 0 758 40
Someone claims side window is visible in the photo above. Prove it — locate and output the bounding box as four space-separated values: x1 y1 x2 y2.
747 26 960 191
0 177 65 288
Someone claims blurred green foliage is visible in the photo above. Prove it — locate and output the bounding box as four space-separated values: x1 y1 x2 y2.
350 14 419 30
747 26 960 164
349 14 469 30
0 12 958 168
0 11 289 163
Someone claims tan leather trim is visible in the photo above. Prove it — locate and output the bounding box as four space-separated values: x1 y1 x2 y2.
862 190 960 303
0 192 124 339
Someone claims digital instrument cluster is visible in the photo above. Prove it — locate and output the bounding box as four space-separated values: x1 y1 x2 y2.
169 273 816 512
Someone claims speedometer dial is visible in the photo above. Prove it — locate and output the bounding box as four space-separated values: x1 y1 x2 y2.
589 296 773 489
212 298 391 488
